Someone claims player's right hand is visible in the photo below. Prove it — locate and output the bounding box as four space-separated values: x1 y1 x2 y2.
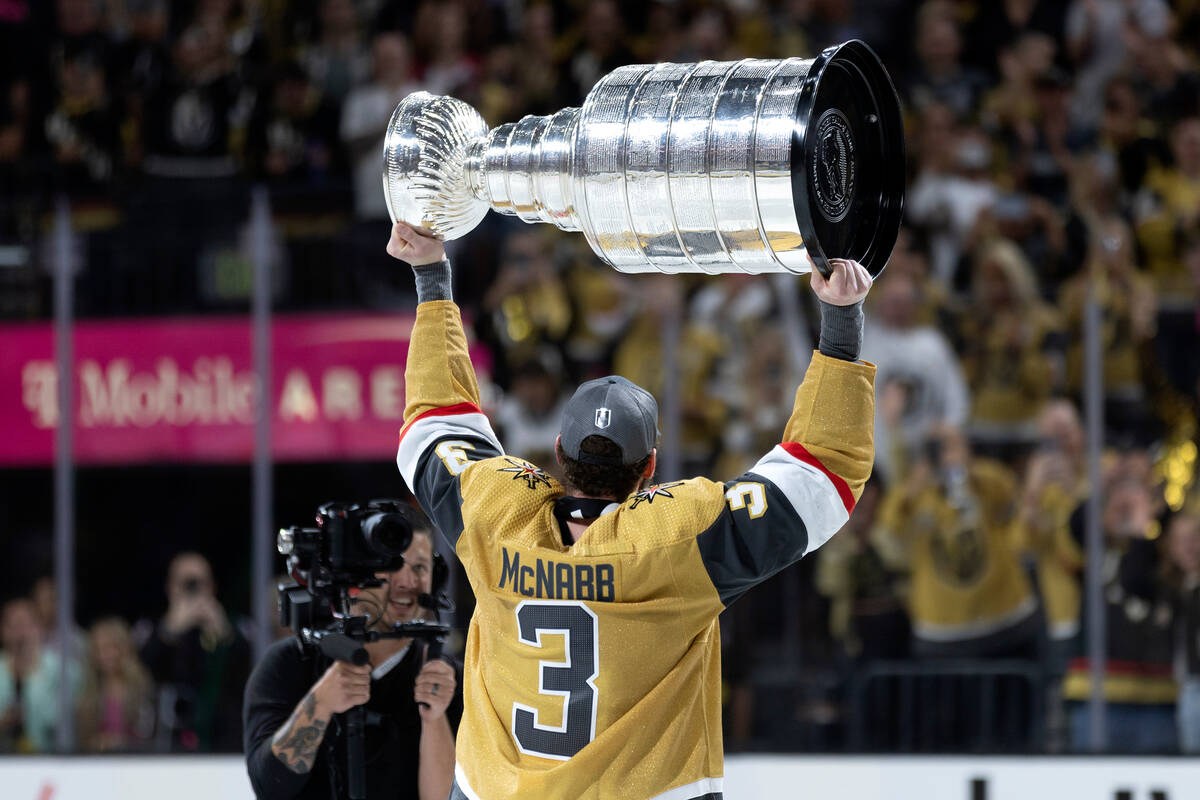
313 661 372 715
387 221 446 266
809 258 872 306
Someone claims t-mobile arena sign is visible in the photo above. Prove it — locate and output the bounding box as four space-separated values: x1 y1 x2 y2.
0 314 490 465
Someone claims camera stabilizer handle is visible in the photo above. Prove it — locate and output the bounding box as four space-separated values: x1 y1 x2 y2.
301 614 452 800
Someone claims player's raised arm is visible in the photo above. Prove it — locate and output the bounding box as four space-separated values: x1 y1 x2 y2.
389 222 503 546
698 259 877 605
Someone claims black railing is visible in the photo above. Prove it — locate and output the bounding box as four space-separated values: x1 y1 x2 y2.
847 659 1045 753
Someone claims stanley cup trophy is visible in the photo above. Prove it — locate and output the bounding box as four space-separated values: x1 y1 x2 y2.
382 39 904 277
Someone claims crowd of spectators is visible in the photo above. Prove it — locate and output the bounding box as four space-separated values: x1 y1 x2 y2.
0 554 251 754
2 0 1200 756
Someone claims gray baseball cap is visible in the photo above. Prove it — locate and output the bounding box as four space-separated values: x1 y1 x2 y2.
560 376 659 466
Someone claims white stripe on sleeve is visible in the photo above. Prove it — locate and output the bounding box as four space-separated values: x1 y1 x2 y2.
396 412 503 492
746 445 851 555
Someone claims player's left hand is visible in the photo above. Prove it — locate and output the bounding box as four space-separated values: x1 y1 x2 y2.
809 258 872 306
386 221 446 266
414 658 456 722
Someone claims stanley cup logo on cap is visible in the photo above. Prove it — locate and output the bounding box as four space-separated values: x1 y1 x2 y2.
382 40 905 278
594 408 612 429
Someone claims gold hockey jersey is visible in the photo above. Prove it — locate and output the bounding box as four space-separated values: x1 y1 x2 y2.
396 301 875 800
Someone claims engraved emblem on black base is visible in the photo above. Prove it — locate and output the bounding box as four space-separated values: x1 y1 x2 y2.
812 108 856 223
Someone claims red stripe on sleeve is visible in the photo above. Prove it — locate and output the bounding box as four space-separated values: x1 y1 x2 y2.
779 442 855 514
398 402 483 444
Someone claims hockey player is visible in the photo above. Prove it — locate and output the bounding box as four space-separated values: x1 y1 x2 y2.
388 221 875 800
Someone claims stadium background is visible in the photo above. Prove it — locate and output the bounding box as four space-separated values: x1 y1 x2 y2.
1 0 1200 773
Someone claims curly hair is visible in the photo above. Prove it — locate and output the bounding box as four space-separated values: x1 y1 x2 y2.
557 435 652 500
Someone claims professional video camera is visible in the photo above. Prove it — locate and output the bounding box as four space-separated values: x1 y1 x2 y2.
276 500 450 800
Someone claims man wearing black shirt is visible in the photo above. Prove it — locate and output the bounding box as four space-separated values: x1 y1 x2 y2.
243 525 462 800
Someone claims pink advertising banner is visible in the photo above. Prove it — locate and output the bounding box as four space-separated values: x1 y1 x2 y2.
0 314 490 466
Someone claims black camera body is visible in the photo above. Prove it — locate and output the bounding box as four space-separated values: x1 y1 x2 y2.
280 499 413 573
277 500 415 634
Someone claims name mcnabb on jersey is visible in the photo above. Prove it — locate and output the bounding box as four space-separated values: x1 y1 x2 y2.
498 546 617 602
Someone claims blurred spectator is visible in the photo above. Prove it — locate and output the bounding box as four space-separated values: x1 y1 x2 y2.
673 6 735 63
1167 511 1200 753
562 0 633 104
1096 76 1172 198
0 597 80 753
861 268 970 483
1015 400 1087 660
633 0 686 64
1062 452 1177 753
340 31 417 222
110 0 171 167
1015 399 1089 749
817 476 909 661
477 1 561 122
1059 217 1157 438
1135 115 1200 314
612 275 726 475
44 40 120 208
1127 30 1200 130
522 3 564 93
493 356 568 471
0 1 43 105
137 551 251 752
245 61 344 199
1178 230 1200 397
907 103 1001 285
52 0 108 56
140 19 243 179
875 424 1038 750
691 273 789 473
560 251 635 377
30 576 86 662
965 0 1066 80
184 0 266 85
0 77 28 176
881 226 950 327
1018 67 1084 209
980 32 1055 151
1060 148 1128 295
297 0 370 102
713 320 798 478
1065 0 1170 130
76 616 154 753
904 2 989 118
876 424 1037 660
127 14 251 308
956 238 1063 455
481 229 573 382
817 476 910 750
414 0 478 98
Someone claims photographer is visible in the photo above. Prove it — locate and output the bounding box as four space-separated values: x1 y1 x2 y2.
138 552 251 752
243 515 462 800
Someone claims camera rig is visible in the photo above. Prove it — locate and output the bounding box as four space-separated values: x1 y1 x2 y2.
276 500 450 800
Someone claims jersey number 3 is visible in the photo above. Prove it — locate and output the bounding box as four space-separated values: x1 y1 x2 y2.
510 601 599 761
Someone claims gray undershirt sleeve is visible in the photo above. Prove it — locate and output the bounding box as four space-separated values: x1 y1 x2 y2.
413 258 453 303
817 299 864 362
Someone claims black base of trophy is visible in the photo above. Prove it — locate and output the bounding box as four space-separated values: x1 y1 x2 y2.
790 40 905 279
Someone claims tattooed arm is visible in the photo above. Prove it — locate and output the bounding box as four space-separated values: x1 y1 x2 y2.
270 692 331 773
243 643 372 799
271 661 371 773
